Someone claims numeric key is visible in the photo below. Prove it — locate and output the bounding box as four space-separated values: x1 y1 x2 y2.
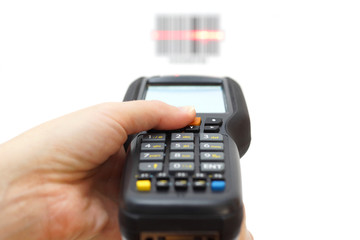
170 142 194 150
200 152 225 161
200 142 224 151
169 162 195 172
171 133 194 141
142 133 166 142
170 152 195 160
141 143 165 151
200 133 223 142
140 152 164 161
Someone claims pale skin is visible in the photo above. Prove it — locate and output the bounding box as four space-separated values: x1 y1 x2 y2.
0 100 253 240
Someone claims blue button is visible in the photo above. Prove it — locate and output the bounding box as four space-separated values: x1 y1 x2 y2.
211 180 226 192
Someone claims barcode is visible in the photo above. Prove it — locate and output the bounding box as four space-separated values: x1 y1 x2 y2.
154 15 223 63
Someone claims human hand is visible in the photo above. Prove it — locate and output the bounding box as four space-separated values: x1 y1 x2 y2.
0 101 252 240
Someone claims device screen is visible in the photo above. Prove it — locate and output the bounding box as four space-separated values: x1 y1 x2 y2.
145 85 226 113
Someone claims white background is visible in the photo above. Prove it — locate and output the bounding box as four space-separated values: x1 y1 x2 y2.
1 0 360 239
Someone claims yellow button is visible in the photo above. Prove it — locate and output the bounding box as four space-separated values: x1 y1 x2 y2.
189 117 201 126
136 180 151 191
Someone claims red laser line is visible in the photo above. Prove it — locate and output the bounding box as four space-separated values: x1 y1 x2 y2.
152 30 224 41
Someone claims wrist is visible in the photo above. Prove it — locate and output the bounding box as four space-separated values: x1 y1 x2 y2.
0 154 48 240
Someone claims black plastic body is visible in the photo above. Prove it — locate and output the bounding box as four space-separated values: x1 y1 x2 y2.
119 76 251 240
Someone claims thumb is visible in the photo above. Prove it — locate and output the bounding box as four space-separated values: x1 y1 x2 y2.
101 100 196 136
0 100 196 179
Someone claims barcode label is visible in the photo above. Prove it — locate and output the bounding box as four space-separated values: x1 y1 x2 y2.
154 15 223 63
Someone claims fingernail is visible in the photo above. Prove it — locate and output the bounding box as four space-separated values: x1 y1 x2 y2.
178 106 195 114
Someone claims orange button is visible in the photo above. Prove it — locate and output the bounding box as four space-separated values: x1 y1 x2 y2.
189 117 201 126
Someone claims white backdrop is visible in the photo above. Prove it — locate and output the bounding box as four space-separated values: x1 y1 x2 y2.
1 1 360 239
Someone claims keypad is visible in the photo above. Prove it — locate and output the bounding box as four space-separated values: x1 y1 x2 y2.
136 117 226 192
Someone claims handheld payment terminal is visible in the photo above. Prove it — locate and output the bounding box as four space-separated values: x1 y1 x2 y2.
119 76 251 240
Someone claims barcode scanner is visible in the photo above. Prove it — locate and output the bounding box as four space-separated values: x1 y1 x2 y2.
119 76 251 240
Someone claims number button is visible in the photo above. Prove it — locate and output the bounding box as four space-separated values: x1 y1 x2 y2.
142 133 166 142
141 143 165 151
200 142 224 151
200 133 223 142
170 152 195 160
169 162 195 172
170 142 194 150
140 152 164 161
200 152 225 161
171 133 194 141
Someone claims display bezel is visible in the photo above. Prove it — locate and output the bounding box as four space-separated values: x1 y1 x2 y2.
143 84 228 113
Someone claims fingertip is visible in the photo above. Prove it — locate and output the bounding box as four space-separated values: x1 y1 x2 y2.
149 103 196 130
98 100 197 134
178 106 196 115
178 105 196 122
